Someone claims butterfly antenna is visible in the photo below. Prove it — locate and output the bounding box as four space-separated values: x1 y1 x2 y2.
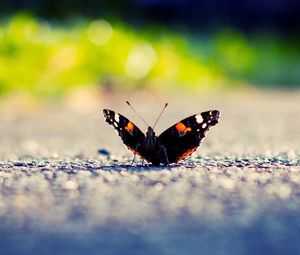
126 101 149 127
153 103 168 129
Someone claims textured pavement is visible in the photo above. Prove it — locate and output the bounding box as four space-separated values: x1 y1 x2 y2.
1 91 300 254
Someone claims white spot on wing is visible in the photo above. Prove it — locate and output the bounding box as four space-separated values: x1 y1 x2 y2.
195 114 203 123
202 123 207 129
114 113 120 122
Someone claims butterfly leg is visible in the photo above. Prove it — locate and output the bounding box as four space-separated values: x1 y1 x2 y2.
131 153 136 165
131 143 142 165
160 145 169 165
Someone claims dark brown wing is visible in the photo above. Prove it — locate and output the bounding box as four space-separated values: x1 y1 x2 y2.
103 109 147 158
158 110 220 164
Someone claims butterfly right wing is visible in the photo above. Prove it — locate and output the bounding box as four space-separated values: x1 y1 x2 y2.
158 110 220 164
103 109 147 158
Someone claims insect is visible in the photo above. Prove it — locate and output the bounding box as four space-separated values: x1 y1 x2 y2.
103 101 220 166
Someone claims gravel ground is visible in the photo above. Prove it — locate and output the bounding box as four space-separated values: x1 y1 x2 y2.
1 91 300 255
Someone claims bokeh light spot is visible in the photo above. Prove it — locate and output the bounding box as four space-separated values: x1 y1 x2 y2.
125 43 157 79
87 20 113 46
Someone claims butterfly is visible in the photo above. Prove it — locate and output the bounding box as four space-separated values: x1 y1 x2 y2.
103 102 220 166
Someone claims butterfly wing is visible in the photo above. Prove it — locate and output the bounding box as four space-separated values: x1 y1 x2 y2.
103 109 147 158
158 110 220 164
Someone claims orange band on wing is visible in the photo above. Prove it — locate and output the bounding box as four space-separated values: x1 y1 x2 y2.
175 147 197 162
125 121 134 132
175 122 192 132
126 146 148 161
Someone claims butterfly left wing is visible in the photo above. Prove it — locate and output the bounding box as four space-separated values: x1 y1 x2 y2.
103 109 147 158
158 110 220 164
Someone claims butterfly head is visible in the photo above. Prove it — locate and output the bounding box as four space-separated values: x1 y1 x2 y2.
145 126 157 150
146 126 155 135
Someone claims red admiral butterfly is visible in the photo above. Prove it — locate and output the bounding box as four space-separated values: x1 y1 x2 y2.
103 102 220 166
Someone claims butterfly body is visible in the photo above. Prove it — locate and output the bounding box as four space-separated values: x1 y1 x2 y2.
103 109 220 166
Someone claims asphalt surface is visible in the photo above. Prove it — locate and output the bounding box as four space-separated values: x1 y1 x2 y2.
1 91 300 255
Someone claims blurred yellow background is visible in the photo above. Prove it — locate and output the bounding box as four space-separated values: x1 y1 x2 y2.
0 1 299 106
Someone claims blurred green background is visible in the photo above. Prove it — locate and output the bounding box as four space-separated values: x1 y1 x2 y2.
0 1 299 101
